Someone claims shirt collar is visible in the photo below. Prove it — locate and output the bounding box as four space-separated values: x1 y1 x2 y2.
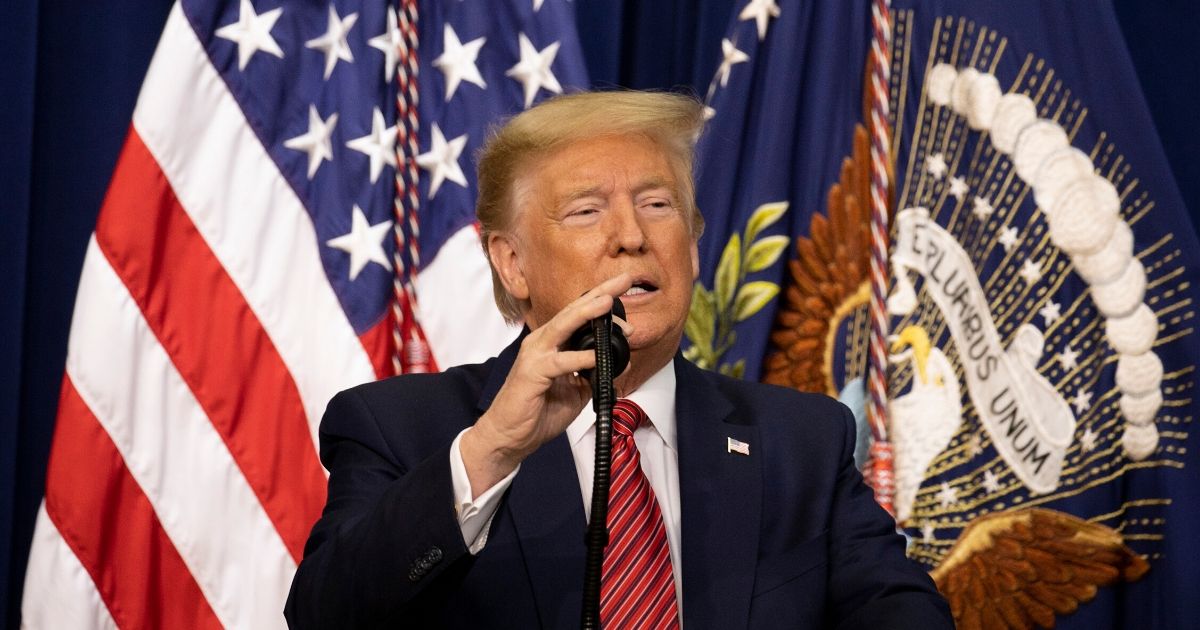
565 359 678 451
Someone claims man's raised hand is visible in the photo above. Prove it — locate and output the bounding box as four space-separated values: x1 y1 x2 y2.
459 274 635 497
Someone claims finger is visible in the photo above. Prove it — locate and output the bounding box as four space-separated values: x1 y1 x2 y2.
540 275 635 344
588 273 635 299
612 315 634 338
549 349 596 377
520 295 610 356
570 274 634 310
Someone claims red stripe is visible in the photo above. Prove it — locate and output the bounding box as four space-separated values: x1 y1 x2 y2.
624 557 672 627
638 574 679 628
605 551 673 627
603 533 657 602
93 129 325 561
605 493 653 557
611 527 660 583
359 314 396 380
45 376 222 629
605 560 656 625
607 479 654 536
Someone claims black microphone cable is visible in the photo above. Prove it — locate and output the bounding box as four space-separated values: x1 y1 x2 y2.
575 297 628 630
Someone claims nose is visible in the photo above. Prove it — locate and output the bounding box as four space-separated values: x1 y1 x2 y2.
608 198 647 255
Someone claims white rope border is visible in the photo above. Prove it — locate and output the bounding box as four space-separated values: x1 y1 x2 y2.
925 63 1161 461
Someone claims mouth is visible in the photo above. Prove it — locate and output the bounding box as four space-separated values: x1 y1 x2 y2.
622 280 659 297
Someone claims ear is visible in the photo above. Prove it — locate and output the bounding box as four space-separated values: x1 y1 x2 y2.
689 239 700 281
487 232 529 300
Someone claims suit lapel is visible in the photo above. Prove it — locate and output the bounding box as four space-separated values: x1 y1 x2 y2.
478 333 587 628
506 437 587 627
675 355 761 628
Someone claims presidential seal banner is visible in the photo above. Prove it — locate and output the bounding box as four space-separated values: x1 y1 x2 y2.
690 1 1200 628
883 1 1200 624
880 3 1200 627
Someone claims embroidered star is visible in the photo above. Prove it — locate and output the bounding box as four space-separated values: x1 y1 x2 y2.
1019 259 1042 284
533 0 545 11
326 205 393 280
506 33 562 109
739 0 781 41
948 176 969 201
215 0 284 71
936 482 958 508
283 105 338 179
1080 427 1098 452
1072 390 1093 416
306 5 358 79
433 24 487 101
345 108 398 184
702 106 717 122
1039 301 1062 327
925 153 948 179
367 6 402 82
966 434 984 457
982 469 1001 493
1058 345 1080 370
716 38 750 88
972 196 995 219
998 226 1020 252
921 521 935 543
415 123 468 198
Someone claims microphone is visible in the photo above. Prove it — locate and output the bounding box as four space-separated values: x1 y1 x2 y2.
567 296 630 388
572 296 628 630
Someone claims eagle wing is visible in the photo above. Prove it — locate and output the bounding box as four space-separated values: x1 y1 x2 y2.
763 53 895 394
762 123 875 394
931 507 1150 629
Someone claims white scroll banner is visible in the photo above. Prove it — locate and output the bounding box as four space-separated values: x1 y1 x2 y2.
889 207 1075 493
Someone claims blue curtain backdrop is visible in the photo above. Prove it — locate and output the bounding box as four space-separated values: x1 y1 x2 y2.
0 0 1196 626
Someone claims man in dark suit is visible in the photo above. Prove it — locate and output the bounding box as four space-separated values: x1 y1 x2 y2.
285 91 951 628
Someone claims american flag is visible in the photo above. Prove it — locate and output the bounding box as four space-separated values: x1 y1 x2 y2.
21 0 586 626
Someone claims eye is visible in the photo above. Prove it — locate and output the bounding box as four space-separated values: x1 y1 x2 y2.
638 196 676 214
562 204 603 225
565 207 600 222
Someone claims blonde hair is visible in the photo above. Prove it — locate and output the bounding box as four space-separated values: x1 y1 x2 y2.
476 90 707 323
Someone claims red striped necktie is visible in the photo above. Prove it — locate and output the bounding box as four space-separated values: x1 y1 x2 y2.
600 399 680 629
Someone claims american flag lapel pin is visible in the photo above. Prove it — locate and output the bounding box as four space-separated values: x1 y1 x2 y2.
727 437 750 456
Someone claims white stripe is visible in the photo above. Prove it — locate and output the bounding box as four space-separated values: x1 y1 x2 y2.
415 225 521 368
132 4 376 446
21 504 118 630
63 238 294 629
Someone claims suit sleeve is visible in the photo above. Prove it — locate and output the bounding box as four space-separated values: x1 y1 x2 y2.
284 387 473 628
826 404 955 629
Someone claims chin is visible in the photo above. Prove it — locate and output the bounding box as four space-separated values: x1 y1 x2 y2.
626 333 652 351
622 327 654 351
626 326 681 355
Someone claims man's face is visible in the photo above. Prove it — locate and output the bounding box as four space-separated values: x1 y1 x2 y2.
502 133 700 365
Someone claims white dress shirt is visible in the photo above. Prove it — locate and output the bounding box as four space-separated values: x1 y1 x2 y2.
448 361 683 611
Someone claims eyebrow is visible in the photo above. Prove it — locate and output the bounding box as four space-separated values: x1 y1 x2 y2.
560 184 608 203
632 176 676 197
556 176 678 207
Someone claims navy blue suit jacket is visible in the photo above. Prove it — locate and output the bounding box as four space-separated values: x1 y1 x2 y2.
285 338 951 628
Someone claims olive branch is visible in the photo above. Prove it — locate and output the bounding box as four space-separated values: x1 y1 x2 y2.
683 202 790 378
